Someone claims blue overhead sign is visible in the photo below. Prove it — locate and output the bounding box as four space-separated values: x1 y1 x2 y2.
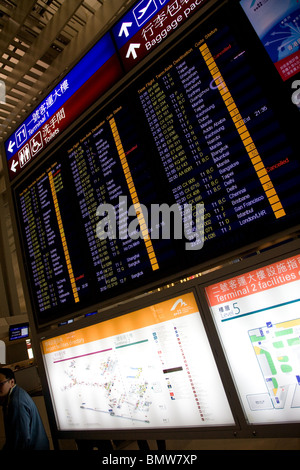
5 32 122 180
112 0 168 48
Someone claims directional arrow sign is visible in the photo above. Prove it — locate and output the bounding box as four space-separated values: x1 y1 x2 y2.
119 22 132 38
114 0 209 73
8 140 15 153
126 43 140 60
10 160 18 173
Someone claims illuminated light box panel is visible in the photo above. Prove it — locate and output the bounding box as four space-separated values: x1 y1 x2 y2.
41 292 235 433
240 0 300 82
9 322 29 341
12 4 300 327
204 247 300 427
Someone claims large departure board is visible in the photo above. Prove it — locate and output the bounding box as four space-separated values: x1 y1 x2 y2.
13 4 300 326
16 105 177 324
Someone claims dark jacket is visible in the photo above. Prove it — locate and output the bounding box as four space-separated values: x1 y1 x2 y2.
2 385 49 450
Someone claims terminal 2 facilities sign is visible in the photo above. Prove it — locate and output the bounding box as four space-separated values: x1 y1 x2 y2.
206 253 300 425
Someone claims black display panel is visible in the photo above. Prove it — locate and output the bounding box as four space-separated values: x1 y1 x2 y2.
13 4 300 326
9 322 29 341
16 105 177 325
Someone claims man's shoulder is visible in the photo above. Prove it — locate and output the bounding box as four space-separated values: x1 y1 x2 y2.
11 385 32 405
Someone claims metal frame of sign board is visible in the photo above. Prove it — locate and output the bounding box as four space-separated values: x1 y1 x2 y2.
35 283 246 445
195 237 300 438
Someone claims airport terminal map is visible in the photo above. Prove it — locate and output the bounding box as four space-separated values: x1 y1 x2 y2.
41 293 234 430
206 253 300 424
248 318 300 412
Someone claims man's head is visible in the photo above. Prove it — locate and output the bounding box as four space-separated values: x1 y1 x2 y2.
0 368 15 403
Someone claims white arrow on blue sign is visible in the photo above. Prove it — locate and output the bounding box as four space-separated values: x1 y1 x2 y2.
119 22 132 37
7 140 15 153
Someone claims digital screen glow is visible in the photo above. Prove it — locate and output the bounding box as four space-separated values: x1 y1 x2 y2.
240 0 300 81
14 5 300 326
205 253 300 425
41 292 234 431
9 323 29 341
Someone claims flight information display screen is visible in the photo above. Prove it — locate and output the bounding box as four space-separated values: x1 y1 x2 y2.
41 292 235 431
14 4 300 326
9 323 29 341
16 105 177 325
